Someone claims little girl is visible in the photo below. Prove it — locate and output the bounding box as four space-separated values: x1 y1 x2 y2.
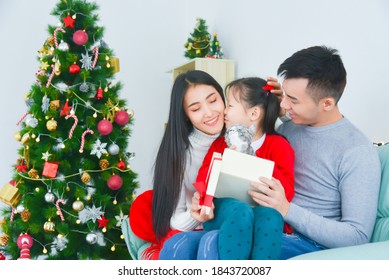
161 77 294 260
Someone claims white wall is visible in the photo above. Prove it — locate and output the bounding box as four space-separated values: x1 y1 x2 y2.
0 0 388 199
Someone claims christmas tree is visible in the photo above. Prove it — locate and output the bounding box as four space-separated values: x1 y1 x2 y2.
184 18 211 59
0 0 138 260
207 33 224 59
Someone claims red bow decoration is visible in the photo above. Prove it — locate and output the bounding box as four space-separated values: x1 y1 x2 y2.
192 181 215 208
263 84 274 91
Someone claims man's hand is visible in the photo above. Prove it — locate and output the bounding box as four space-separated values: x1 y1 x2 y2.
266 76 286 117
249 177 290 217
266 76 283 97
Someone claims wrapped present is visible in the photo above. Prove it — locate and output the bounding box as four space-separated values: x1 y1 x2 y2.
0 182 21 207
42 162 59 178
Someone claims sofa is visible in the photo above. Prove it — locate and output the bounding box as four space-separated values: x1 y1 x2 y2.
122 144 389 260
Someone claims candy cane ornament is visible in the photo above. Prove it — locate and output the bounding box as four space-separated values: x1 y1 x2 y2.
10 208 16 222
16 112 29 126
65 114 78 139
79 129 94 153
53 27 66 48
56 199 66 221
92 46 99 69
46 65 56 88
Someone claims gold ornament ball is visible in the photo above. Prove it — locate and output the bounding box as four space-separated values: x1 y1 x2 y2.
14 131 21 141
72 200 85 212
21 133 30 144
46 119 58 131
43 219 56 232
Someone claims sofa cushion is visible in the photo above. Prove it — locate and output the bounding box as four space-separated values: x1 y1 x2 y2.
290 240 389 260
371 144 389 242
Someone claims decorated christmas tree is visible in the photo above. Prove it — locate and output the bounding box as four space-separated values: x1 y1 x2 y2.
207 33 224 59
184 18 211 59
0 0 138 260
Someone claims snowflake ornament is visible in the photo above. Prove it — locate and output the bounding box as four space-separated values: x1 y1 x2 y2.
115 210 128 227
55 82 69 92
41 95 50 113
53 138 66 151
80 52 93 70
25 98 34 108
90 139 108 158
52 235 68 252
78 205 104 223
96 231 106 246
79 82 89 92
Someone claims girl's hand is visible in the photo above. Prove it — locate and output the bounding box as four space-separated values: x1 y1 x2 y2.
190 191 214 222
248 177 290 217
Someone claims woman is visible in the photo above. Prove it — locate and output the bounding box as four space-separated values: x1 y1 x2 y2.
129 70 282 259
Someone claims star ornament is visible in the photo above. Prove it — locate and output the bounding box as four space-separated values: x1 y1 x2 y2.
97 215 109 228
63 14 75 28
60 100 72 116
40 61 49 71
16 162 28 173
42 151 52 162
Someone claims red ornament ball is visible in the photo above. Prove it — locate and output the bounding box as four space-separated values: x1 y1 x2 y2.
107 174 123 190
69 64 80 74
97 119 113 135
17 233 34 249
0 252 5 260
73 30 88 45
114 110 130 126
117 160 126 170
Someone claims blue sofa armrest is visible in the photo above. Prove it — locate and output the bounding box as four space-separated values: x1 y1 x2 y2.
121 218 150 260
289 240 389 260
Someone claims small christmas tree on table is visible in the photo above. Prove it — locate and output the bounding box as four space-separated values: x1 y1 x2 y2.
0 0 138 260
184 18 211 59
207 33 224 59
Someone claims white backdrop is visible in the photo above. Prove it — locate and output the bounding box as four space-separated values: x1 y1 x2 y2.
0 0 388 200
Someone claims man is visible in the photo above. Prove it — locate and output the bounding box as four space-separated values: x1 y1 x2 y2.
250 45 381 259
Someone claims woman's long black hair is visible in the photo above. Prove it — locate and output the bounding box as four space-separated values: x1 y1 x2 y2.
226 77 282 136
152 70 225 240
